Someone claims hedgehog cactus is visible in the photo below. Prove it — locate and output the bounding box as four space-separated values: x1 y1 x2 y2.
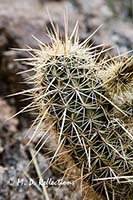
98 56 133 107
18 22 133 200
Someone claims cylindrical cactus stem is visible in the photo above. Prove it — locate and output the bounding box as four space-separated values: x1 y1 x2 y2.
21 23 133 200
98 56 133 107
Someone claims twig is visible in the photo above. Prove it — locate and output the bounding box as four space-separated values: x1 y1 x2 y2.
30 148 50 200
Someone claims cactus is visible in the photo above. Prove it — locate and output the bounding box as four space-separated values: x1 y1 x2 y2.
98 55 133 149
18 22 133 200
98 56 133 107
